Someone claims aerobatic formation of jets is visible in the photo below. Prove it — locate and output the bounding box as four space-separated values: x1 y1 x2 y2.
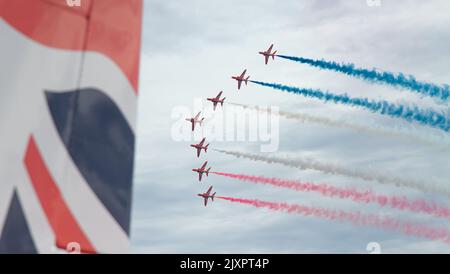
185 111 204 131
231 69 250 90
207 91 226 110
197 186 216 207
259 44 277 65
185 44 277 206
190 138 209 157
192 161 211 182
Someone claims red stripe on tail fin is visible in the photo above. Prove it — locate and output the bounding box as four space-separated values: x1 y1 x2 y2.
24 136 96 253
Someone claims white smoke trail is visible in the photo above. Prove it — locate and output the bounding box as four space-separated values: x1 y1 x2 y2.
227 102 450 147
213 148 450 197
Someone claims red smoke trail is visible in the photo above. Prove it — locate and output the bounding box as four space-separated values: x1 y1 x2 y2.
216 196 450 244
213 172 450 221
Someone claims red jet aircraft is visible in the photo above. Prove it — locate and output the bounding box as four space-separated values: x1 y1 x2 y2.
190 138 209 157
197 186 216 206
231 69 250 90
185 112 204 131
192 161 211 182
259 44 277 65
207 91 226 110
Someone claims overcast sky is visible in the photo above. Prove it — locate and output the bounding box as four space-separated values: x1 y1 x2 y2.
130 0 450 253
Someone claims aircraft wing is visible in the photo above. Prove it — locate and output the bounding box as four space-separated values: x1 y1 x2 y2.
240 69 247 78
238 80 242 90
265 55 269 65
191 121 195 131
199 173 203 181
206 186 212 196
196 148 201 157
267 44 273 52
204 198 208 206
206 186 213 195
199 138 205 146
216 91 223 99
0 0 142 254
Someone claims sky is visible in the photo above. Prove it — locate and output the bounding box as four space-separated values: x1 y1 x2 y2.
130 0 450 253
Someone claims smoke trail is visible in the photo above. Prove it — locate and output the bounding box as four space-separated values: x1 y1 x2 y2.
216 196 450 244
227 102 450 147
277 55 450 102
250 80 450 132
213 148 450 197
213 171 450 220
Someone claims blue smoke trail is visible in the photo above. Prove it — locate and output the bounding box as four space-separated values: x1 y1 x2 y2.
277 55 450 102
250 80 450 132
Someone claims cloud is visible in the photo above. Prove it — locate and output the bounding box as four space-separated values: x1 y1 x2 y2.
132 0 450 253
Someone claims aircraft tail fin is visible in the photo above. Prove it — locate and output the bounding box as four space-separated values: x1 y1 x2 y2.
0 0 143 253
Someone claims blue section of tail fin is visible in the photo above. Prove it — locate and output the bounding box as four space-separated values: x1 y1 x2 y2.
45 88 135 235
0 190 37 254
